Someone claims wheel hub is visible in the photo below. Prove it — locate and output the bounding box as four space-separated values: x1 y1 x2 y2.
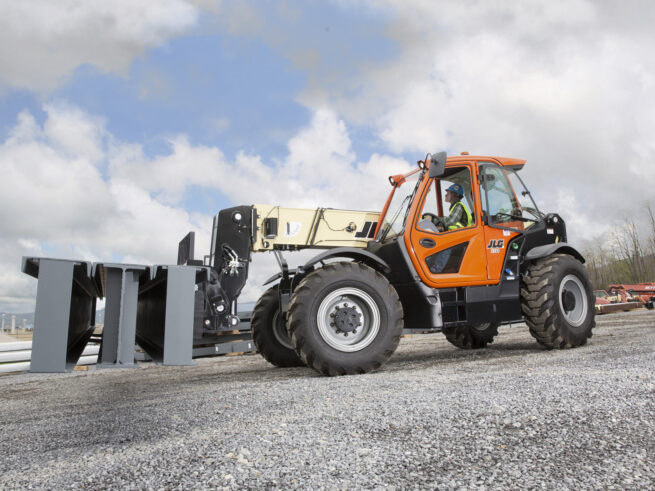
316 288 381 353
332 305 361 333
558 274 588 328
562 289 576 312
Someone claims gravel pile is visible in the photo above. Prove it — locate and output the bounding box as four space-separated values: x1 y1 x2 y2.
0 309 653 489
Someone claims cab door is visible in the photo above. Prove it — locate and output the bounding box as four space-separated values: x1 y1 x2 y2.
406 163 489 288
478 162 522 282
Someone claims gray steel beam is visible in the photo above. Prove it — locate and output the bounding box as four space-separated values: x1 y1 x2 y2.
22 257 98 373
95 263 149 368
163 266 196 365
136 265 209 366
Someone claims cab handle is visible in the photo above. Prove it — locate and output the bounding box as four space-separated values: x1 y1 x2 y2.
419 238 436 248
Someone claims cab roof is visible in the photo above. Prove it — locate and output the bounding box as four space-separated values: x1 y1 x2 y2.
446 155 526 171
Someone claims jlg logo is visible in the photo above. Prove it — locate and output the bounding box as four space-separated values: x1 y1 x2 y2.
487 239 505 249
355 221 377 239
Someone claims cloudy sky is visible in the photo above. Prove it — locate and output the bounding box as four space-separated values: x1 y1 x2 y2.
1 0 654 313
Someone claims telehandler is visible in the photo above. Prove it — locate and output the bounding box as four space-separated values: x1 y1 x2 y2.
191 151 595 376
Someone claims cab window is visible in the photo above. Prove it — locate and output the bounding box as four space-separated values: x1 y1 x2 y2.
417 166 476 234
479 163 531 231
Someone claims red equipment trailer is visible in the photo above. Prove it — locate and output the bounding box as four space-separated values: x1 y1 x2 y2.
594 289 642 314
608 283 655 310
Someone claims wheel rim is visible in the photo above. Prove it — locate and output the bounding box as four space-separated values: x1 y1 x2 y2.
558 274 588 327
271 310 293 349
316 287 381 353
471 323 491 332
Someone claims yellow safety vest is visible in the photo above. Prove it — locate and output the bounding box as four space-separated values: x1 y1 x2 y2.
448 201 472 230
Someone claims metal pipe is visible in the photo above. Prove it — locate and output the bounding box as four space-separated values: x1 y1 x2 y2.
1 350 39 363
0 341 33 352
0 354 99 374
0 345 100 364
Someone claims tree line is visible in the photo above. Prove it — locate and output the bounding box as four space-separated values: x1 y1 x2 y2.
581 203 655 290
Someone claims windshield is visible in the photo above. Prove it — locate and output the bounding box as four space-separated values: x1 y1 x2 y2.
378 172 422 241
480 163 542 232
505 169 542 223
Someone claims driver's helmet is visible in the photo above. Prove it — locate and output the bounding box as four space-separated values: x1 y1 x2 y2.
446 183 464 197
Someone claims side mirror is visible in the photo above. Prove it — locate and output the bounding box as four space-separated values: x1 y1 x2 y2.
429 151 447 178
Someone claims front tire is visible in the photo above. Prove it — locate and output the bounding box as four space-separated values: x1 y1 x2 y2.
251 286 304 368
520 254 595 349
442 323 499 349
287 262 403 376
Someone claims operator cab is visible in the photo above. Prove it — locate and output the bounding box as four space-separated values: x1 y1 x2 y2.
369 151 569 329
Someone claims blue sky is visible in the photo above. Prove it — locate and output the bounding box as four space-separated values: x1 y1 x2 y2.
0 1 397 152
1 0 654 311
0 1 400 215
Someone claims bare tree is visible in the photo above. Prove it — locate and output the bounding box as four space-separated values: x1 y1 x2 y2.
581 205 655 288
613 221 646 283
645 202 655 279
646 202 655 252
581 236 614 289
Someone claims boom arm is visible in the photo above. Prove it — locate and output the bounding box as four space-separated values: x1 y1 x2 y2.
202 204 381 329
252 204 380 251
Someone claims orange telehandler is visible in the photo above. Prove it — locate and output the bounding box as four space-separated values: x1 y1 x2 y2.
194 151 595 376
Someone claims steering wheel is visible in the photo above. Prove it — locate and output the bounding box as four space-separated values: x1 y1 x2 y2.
421 213 445 231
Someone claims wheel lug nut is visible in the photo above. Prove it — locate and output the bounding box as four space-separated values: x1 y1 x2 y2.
353 330 357 334
330 313 335 317
330 322 335 327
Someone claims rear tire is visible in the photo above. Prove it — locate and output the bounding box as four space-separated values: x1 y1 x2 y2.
520 254 595 349
287 262 403 376
251 286 304 368
442 323 499 349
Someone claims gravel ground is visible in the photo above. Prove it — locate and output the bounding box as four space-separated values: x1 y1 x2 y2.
0 309 653 490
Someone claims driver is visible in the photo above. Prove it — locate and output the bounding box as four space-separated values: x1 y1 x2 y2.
430 183 472 231
442 184 471 230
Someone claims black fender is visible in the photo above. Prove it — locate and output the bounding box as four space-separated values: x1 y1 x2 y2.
524 242 585 264
301 247 391 274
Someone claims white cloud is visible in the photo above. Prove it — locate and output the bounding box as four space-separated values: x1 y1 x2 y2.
108 135 228 205
42 102 108 164
0 106 115 240
195 1 655 245
0 103 413 312
110 107 412 210
0 240 45 311
0 104 211 311
0 0 198 91
293 0 655 246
